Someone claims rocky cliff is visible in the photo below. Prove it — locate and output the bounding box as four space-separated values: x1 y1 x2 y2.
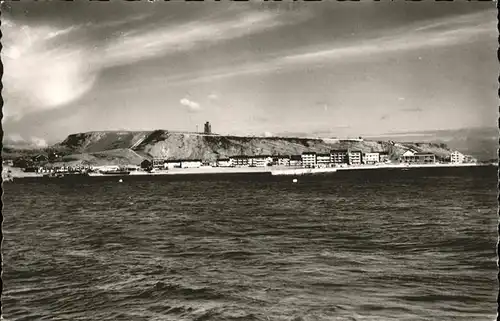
39 130 454 166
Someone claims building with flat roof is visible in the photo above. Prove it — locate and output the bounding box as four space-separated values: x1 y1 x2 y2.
274 155 290 166
152 158 165 169
450 151 465 164
348 150 362 165
330 149 349 165
229 155 250 167
363 152 380 164
464 155 477 163
217 158 231 167
180 159 202 168
316 153 331 168
301 152 317 168
250 155 273 167
164 160 181 169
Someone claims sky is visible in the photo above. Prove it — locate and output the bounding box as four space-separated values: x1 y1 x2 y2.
2 0 497 145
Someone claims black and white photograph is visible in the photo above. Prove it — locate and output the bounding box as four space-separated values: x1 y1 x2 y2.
1 1 498 320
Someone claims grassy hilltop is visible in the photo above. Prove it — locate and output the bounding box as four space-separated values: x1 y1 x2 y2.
1 130 457 166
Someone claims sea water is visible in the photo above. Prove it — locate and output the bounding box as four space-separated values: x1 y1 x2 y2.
2 166 497 321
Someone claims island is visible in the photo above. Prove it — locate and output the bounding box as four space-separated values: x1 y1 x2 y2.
2 130 492 179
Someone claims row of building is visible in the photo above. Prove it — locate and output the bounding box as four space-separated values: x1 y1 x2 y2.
5 148 476 173
401 149 476 165
141 149 477 170
276 150 390 168
143 150 390 170
449 150 477 164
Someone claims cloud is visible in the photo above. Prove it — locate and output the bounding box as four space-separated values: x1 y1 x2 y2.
2 19 97 120
3 133 48 148
4 133 25 143
280 18 492 65
101 10 295 68
2 8 305 121
180 98 201 112
46 25 77 39
88 12 155 30
413 10 490 33
30 137 49 148
263 131 273 137
159 10 494 86
208 93 219 100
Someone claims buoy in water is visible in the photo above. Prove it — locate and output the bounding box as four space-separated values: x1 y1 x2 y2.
292 178 298 183
118 179 123 183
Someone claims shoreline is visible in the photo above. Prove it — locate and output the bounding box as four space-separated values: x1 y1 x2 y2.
271 163 491 175
335 162 488 171
3 163 495 179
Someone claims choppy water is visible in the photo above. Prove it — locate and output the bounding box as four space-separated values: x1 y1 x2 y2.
2 166 498 321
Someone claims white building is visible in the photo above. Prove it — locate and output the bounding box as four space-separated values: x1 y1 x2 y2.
125 165 141 172
277 156 290 166
316 153 331 168
330 150 349 165
230 156 250 167
450 151 465 164
402 150 415 157
400 150 415 163
95 165 120 172
152 158 165 169
363 152 380 164
164 160 181 169
464 155 477 164
348 150 362 165
181 160 202 168
217 159 232 167
250 156 273 167
301 152 317 168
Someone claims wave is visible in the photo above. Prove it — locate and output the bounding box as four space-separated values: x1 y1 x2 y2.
208 250 264 260
358 304 412 313
131 281 226 301
189 306 260 321
2 168 496 321
400 293 484 304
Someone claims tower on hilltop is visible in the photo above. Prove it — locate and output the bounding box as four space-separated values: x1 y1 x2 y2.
204 121 212 134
